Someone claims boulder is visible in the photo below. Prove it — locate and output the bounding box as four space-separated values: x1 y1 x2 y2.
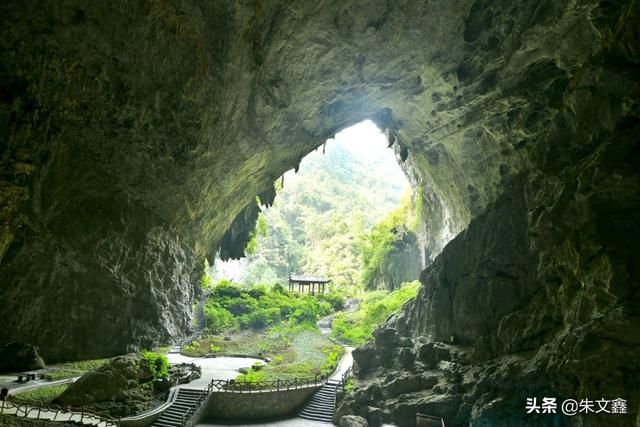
352 343 378 376
0 342 45 372
398 348 415 369
57 354 152 406
374 328 397 348
339 415 368 427
365 406 384 427
385 375 421 398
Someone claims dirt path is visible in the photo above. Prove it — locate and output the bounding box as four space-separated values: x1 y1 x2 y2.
316 297 360 337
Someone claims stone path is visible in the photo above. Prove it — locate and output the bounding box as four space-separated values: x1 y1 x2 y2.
166 348 264 389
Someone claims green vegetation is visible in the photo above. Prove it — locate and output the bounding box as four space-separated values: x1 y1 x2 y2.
225 136 408 292
359 194 413 290
183 279 344 382
9 384 69 404
234 329 343 383
201 280 341 334
141 351 170 379
45 358 110 381
245 213 268 255
332 281 421 345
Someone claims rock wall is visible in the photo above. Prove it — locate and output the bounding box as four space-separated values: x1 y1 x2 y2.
339 18 640 425
368 227 422 291
0 6 637 415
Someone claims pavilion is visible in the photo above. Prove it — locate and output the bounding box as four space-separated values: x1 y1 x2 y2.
288 275 331 295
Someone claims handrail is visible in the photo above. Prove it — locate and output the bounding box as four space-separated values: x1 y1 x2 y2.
175 374 328 426
416 413 446 427
0 399 121 426
334 367 352 409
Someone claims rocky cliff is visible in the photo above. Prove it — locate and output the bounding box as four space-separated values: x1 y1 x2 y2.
368 226 422 291
1 2 638 424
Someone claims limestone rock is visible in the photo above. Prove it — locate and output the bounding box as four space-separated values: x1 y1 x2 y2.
339 415 368 427
57 355 153 406
352 343 378 376
0 342 45 372
374 328 397 349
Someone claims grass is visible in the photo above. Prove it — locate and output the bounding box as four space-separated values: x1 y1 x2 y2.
182 324 343 384
182 279 345 385
45 358 110 381
331 281 420 345
8 384 69 404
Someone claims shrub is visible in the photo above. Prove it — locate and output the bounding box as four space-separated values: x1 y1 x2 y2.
141 351 169 380
212 280 242 298
204 302 237 333
321 292 345 311
332 281 419 345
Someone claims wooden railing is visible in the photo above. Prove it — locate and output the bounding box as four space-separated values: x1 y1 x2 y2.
0 399 121 426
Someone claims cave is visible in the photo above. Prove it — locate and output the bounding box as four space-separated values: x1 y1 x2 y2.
0 1 639 426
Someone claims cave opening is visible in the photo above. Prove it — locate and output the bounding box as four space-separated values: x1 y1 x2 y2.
212 119 422 294
0 1 638 425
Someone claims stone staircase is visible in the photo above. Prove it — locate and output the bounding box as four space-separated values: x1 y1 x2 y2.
151 388 203 427
298 380 340 423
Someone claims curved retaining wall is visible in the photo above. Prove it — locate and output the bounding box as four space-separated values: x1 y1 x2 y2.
195 386 320 423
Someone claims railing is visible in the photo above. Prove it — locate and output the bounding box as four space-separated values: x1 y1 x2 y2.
176 375 328 426
334 367 352 409
179 382 213 426
210 374 326 393
416 413 446 427
0 399 121 426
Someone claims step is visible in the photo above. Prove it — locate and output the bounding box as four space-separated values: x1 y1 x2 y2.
161 413 187 422
298 413 334 423
172 400 195 406
177 392 203 398
300 408 334 417
312 394 335 401
306 401 335 410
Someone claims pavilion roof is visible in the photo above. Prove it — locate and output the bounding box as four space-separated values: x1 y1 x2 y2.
289 275 331 284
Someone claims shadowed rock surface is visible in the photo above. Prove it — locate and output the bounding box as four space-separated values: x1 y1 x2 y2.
0 1 639 425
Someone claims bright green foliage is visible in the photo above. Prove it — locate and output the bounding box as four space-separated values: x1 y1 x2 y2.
240 139 407 291
359 193 414 290
141 351 170 380
245 213 268 255
332 281 420 345
233 330 343 383
203 280 340 333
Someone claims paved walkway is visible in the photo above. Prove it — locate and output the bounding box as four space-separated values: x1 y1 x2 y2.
166 350 263 390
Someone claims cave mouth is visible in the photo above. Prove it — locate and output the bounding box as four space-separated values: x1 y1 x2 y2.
213 119 416 290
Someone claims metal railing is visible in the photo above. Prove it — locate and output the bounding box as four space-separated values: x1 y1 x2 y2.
416 413 446 427
0 399 121 426
210 374 326 393
334 367 352 409
175 374 328 426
